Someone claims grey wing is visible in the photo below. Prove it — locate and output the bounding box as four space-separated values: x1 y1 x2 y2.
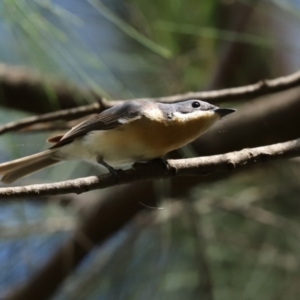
50 101 143 148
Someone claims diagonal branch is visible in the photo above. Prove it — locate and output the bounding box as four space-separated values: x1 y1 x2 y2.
0 138 299 200
0 102 103 135
146 69 300 103
6 137 300 300
1 64 300 135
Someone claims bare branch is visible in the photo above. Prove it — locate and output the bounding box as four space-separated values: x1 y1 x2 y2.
6 138 299 299
153 69 300 103
0 102 104 135
1 64 300 135
0 138 299 199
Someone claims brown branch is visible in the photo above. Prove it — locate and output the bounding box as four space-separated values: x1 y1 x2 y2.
0 138 299 200
194 86 300 156
19 123 72 133
0 102 102 135
6 137 300 300
1 63 300 132
0 71 300 137
3 65 300 299
156 69 300 103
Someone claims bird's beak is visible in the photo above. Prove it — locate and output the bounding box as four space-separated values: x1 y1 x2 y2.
213 108 236 118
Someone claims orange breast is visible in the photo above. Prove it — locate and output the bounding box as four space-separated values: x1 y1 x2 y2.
122 114 218 158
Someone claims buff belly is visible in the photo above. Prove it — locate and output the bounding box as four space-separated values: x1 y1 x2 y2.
55 112 219 167
55 127 160 167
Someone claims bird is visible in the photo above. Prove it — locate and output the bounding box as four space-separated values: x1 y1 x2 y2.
0 99 235 183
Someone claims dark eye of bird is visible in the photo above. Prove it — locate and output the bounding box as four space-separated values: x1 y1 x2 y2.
192 101 200 108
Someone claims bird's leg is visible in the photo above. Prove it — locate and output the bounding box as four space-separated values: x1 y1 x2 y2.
134 157 170 170
97 157 119 177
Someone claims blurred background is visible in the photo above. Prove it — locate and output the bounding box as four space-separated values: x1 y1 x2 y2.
1 0 300 299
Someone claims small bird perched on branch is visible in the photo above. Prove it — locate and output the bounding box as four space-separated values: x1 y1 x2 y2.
0 99 235 183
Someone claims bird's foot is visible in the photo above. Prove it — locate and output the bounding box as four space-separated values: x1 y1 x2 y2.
97 158 122 182
150 157 171 171
133 157 171 173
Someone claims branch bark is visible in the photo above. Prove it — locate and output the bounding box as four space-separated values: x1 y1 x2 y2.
1 63 300 116
150 69 300 103
1 138 299 200
6 137 300 299
194 86 300 156
0 102 102 135
3 65 300 299
2 69 300 136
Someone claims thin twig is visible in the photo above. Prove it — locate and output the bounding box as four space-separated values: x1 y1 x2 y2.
150 69 300 103
0 102 103 135
0 138 299 199
6 138 299 300
1 68 300 135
